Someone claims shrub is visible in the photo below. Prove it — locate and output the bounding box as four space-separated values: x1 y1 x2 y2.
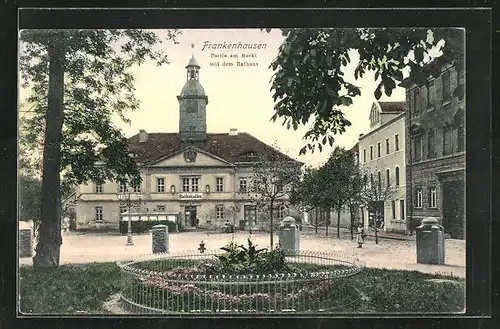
209 238 291 275
119 220 182 234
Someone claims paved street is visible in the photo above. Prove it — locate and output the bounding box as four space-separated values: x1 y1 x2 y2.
19 229 465 278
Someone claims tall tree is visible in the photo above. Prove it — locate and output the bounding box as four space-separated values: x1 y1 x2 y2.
318 146 359 238
19 29 179 267
265 28 464 153
344 168 364 240
246 147 301 248
360 168 396 244
290 166 323 234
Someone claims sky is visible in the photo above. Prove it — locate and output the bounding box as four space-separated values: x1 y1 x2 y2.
19 28 407 167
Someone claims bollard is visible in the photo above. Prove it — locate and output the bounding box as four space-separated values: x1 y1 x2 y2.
152 225 169 254
278 216 300 256
416 217 445 264
19 228 32 258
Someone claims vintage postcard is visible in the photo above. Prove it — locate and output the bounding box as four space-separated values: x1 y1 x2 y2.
18 27 466 315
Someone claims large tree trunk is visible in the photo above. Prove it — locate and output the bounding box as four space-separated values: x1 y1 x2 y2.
315 207 318 234
33 37 66 268
325 208 329 236
337 208 341 238
349 206 354 240
269 200 274 249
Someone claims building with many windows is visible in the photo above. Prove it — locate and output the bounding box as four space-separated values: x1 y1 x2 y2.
401 63 465 239
71 54 301 231
358 101 407 233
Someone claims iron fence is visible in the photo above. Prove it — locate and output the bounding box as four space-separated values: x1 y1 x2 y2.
116 250 364 314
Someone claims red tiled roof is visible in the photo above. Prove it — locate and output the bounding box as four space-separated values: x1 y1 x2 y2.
127 132 303 166
378 101 405 113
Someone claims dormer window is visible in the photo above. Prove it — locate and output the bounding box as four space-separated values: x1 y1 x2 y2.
238 151 264 163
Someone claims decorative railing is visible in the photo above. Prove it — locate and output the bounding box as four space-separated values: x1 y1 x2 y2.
116 250 364 314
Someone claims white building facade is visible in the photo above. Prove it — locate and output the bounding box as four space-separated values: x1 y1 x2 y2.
71 54 301 231
358 101 407 234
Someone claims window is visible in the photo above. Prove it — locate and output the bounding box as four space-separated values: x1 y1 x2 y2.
363 175 368 186
95 206 103 221
363 149 366 163
395 167 400 186
156 178 165 193
216 205 224 219
400 200 405 220
191 178 199 192
386 169 390 187
428 81 434 106
443 125 454 155
157 205 166 212
377 171 382 190
391 201 396 219
119 206 127 214
95 184 103 193
429 187 437 208
133 185 141 193
377 142 381 158
422 86 428 109
119 183 127 193
386 138 390 154
216 177 224 192
276 183 284 193
442 71 451 101
370 146 373 160
413 135 422 162
428 129 436 158
395 134 400 151
239 178 247 192
370 173 374 187
277 205 287 219
413 88 419 114
182 178 190 192
415 188 423 208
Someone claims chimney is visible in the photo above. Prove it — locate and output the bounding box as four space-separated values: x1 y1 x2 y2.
138 129 148 143
229 128 238 136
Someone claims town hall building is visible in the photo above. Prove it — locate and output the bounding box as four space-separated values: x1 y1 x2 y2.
71 54 302 231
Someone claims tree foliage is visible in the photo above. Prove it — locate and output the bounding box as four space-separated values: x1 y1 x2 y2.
265 28 464 154
19 29 179 267
246 146 302 247
19 174 42 222
19 29 180 189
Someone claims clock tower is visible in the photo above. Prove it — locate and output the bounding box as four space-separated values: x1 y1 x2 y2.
177 48 209 147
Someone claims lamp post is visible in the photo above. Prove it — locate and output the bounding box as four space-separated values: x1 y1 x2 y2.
117 190 143 246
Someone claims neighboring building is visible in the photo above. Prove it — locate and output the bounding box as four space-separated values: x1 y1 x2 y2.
358 101 407 233
401 63 465 239
73 54 302 231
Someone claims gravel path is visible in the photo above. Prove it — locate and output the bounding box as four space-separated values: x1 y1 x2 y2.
19 230 465 278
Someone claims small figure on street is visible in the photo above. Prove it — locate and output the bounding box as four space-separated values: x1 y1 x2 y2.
356 224 366 248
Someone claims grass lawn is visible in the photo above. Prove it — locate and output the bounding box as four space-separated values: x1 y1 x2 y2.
19 262 465 314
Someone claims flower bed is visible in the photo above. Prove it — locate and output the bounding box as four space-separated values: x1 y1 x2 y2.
117 241 364 314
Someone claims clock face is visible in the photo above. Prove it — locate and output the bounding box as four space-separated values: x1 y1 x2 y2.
186 99 197 113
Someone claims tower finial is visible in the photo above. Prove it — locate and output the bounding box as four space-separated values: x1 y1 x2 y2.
191 44 195 57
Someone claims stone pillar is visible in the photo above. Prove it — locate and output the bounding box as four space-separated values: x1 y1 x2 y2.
19 228 32 258
152 225 169 254
278 216 300 256
416 217 445 264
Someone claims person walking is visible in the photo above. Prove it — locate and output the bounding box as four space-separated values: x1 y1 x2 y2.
356 224 366 248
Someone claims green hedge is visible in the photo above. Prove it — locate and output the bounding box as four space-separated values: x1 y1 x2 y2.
119 220 181 234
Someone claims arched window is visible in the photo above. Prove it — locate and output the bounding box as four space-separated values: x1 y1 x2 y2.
395 166 400 186
386 169 390 187
370 173 374 187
